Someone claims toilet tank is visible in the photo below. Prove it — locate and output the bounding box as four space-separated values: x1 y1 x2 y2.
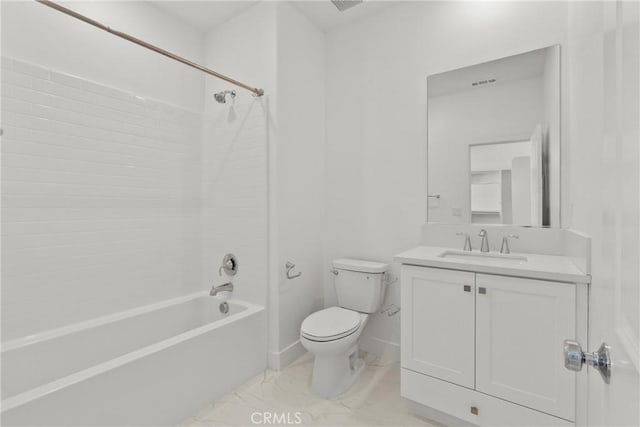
332 259 389 313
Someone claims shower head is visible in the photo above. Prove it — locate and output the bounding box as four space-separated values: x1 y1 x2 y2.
214 90 236 104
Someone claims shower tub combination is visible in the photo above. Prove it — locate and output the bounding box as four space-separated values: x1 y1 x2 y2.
1 293 266 426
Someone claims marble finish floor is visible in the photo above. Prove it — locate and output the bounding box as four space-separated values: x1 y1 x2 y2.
180 353 437 427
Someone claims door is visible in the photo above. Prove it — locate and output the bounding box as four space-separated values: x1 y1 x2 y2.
567 1 639 426
401 266 475 388
475 274 577 421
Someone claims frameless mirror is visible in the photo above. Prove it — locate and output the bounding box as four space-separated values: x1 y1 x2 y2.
427 45 560 227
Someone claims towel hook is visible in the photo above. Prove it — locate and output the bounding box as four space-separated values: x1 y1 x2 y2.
285 261 302 280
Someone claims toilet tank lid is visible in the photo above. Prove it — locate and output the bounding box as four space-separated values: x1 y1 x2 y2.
332 258 389 274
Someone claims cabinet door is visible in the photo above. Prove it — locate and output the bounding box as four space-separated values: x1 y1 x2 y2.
475 274 576 421
401 266 475 388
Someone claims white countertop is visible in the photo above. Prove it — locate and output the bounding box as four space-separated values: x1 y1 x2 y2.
394 246 591 284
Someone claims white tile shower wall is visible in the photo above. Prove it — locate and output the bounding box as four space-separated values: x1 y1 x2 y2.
202 2 276 352
201 98 268 306
200 3 325 369
1 58 203 340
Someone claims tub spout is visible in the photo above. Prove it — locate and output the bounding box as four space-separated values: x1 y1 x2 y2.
210 282 233 296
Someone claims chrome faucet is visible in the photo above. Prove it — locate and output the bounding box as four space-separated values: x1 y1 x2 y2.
478 229 490 253
456 232 472 251
500 234 519 254
210 282 233 296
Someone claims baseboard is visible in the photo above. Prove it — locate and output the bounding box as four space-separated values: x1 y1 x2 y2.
268 340 306 371
359 336 400 362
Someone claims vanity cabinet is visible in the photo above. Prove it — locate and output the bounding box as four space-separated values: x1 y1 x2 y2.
402 267 475 388
401 265 582 426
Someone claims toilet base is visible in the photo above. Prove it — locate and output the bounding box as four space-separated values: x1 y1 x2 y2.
310 345 365 398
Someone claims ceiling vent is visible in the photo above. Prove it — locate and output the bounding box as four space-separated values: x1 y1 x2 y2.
331 0 363 12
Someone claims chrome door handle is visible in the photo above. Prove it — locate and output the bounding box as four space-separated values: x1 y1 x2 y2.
563 340 611 384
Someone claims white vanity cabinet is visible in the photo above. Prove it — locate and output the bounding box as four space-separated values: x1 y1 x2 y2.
401 265 585 426
475 274 576 420
401 267 476 388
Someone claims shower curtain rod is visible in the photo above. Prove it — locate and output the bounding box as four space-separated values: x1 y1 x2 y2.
35 0 265 97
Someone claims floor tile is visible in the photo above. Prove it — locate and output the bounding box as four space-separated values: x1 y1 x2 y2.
180 353 436 427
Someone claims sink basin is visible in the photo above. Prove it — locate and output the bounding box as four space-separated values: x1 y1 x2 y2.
438 250 528 265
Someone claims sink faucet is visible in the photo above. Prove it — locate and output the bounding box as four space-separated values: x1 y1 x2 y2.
478 229 490 253
210 282 233 296
456 232 472 251
500 234 519 254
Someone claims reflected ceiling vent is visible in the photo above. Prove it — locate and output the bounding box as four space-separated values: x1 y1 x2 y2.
472 78 497 87
331 0 363 12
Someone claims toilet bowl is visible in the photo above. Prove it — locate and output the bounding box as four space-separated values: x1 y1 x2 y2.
300 259 388 398
300 307 369 398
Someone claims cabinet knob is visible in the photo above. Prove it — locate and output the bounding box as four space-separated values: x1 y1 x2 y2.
463 285 471 292
470 406 479 415
478 287 486 294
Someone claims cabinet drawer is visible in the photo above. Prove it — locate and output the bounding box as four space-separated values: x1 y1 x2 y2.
401 368 573 427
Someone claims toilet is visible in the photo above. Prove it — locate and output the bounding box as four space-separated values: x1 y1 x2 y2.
300 258 388 398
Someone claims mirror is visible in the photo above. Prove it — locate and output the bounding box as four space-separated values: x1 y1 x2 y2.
427 45 560 227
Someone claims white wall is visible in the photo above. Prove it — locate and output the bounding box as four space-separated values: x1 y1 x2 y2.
428 77 543 224
324 1 569 359
274 2 326 367
1 1 204 111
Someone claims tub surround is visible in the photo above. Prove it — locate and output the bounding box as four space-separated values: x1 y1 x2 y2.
1 56 204 341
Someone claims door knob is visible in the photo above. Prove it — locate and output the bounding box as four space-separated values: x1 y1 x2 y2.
563 340 611 384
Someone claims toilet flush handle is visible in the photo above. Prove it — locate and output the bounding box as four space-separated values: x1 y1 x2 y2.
329 269 339 275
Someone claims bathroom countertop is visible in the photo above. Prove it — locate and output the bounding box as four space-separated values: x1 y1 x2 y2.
394 246 591 284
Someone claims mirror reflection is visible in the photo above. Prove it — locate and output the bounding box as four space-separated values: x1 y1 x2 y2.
427 46 560 227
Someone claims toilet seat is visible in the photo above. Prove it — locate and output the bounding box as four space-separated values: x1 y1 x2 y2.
301 307 361 342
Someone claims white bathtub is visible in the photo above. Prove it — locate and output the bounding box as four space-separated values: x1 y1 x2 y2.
1 292 266 426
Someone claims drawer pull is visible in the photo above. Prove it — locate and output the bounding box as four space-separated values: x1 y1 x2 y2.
470 406 479 415
463 285 471 292
478 287 486 294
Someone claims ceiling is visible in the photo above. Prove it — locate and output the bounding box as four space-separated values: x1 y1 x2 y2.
290 0 396 32
149 1 259 32
148 0 397 33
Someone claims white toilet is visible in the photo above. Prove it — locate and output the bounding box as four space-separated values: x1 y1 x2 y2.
300 258 388 398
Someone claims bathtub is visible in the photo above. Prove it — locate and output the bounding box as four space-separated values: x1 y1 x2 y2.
1 292 266 426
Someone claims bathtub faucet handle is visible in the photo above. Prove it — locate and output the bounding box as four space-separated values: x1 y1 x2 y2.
218 253 238 276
